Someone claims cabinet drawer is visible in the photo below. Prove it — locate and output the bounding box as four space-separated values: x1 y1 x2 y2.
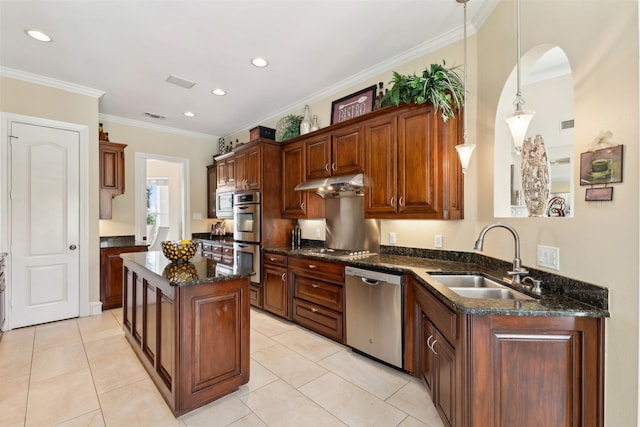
250 284 262 308
288 256 345 283
263 252 287 267
294 276 342 311
293 298 343 342
222 246 233 256
416 284 457 345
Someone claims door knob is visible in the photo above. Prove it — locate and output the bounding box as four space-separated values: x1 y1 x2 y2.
69 244 77 250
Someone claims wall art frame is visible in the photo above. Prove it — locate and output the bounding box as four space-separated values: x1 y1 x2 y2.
579 145 623 186
330 85 377 125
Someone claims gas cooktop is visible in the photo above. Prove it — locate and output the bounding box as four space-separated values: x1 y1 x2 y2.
298 247 377 260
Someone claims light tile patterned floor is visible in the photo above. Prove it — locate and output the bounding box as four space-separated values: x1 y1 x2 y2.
0 308 444 427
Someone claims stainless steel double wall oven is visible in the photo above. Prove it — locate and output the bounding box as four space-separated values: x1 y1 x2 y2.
233 191 261 284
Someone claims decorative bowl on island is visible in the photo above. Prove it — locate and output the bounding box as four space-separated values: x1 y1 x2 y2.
161 240 199 263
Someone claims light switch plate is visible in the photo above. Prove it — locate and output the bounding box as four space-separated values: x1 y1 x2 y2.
434 234 443 248
389 232 397 245
537 245 560 270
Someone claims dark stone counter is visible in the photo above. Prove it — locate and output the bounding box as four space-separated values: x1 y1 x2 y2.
265 246 609 318
121 252 253 286
100 235 148 250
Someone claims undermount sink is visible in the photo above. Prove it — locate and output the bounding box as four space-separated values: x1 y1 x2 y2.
429 273 535 300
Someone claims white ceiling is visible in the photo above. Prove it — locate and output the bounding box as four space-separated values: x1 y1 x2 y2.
0 0 499 139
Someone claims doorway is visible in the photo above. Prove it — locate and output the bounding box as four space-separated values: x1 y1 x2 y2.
134 153 190 245
1 113 90 329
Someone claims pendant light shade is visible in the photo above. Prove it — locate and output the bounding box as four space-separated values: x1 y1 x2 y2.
506 0 535 152
455 0 474 174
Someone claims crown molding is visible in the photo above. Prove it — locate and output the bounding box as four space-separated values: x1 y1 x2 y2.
99 113 218 141
0 66 105 98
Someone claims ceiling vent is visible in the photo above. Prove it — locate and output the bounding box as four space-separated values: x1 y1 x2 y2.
166 75 196 89
560 119 574 130
144 112 166 120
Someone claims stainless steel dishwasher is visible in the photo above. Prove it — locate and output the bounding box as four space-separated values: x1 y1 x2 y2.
345 266 403 369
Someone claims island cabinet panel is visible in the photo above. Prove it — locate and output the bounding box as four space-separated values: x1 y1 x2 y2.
469 315 604 427
122 260 250 416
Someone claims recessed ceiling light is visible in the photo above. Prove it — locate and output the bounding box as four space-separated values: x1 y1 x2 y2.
212 88 227 96
183 111 196 118
251 57 268 68
25 29 52 42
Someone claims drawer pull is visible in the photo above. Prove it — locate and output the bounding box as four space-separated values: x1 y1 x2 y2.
270 257 276 261
310 308 318 313
308 264 317 269
311 284 319 288
281 272 286 282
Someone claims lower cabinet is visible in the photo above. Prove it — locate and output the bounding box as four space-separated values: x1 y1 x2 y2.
262 253 289 319
411 276 605 427
288 256 345 343
100 245 148 310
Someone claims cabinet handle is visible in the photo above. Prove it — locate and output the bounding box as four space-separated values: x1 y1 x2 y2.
308 264 317 269
311 284 319 288
270 257 276 261
430 339 439 355
300 202 305 210
311 308 318 313
390 197 395 208
399 197 404 207
331 162 336 171
325 163 330 172
426 334 433 347
281 272 286 282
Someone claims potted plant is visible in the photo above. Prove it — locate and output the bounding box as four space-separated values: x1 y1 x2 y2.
276 114 303 142
380 61 464 122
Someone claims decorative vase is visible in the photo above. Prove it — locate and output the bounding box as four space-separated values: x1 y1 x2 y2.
310 115 319 132
300 105 312 135
521 135 550 217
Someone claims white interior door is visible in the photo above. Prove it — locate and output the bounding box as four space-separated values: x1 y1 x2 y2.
9 122 80 328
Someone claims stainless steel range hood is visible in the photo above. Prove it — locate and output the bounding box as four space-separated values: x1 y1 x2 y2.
294 173 364 198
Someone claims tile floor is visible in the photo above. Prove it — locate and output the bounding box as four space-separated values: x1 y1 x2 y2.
0 308 444 427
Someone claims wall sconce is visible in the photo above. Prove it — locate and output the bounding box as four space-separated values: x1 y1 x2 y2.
455 0 475 174
505 0 535 153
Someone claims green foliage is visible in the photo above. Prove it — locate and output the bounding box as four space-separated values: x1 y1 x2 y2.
380 61 465 122
280 114 303 142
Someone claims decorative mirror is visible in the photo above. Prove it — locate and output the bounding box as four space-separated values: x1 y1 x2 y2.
494 46 574 218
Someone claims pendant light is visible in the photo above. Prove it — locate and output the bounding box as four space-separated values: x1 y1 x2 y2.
455 0 475 174
505 0 535 153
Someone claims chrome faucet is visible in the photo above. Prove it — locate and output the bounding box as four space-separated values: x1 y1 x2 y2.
474 223 529 284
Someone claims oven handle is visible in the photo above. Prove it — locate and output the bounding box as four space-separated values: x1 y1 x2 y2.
361 277 380 286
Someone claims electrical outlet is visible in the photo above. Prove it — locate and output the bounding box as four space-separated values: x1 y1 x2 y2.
537 245 560 270
434 234 443 248
389 232 397 245
315 228 321 238
193 212 202 220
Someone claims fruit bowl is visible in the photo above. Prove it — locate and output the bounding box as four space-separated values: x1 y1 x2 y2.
161 240 199 263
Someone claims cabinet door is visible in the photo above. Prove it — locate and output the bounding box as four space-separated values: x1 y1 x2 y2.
216 160 227 187
331 123 364 176
282 142 306 217
397 105 439 215
207 165 216 218
421 313 435 395
263 264 289 319
99 141 126 193
433 330 456 427
234 151 246 190
244 145 261 189
364 114 397 216
305 132 331 180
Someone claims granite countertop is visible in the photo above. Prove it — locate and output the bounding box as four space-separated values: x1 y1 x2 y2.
100 235 148 250
121 251 253 286
192 233 234 243
266 247 610 318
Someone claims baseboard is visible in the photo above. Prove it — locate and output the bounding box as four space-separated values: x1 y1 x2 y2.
89 301 103 316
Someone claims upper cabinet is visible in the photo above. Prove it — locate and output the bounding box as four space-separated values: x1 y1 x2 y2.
206 164 216 218
305 122 364 180
234 143 261 191
215 152 235 190
282 140 325 219
99 140 127 219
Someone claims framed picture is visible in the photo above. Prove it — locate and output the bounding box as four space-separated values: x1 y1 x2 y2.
585 187 614 201
579 145 623 185
331 85 377 124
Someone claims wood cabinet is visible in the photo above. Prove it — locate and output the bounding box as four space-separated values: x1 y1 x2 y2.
206 164 217 218
199 240 233 266
414 278 460 427
234 143 261 191
122 258 250 416
262 253 289 319
0 255 5 341
99 140 127 219
281 140 325 219
305 122 364 180
100 245 148 310
365 103 463 219
289 256 346 343
410 276 605 427
215 152 235 190
469 314 604 427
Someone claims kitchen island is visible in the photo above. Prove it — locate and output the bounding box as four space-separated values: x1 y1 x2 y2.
121 252 251 416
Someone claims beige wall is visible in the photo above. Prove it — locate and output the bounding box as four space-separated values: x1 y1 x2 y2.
0 75 102 302
97 119 217 237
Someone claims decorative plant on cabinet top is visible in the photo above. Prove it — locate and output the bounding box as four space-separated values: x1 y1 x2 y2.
381 61 464 122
